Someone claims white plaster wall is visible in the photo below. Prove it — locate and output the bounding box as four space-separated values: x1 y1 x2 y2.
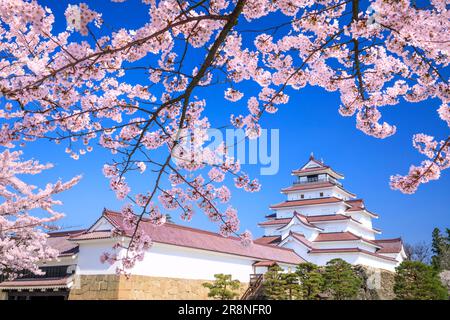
308 252 360 266
263 225 281 236
348 212 373 229
40 255 78 268
275 203 347 218
312 221 350 233
346 223 376 240
276 221 319 240
129 243 256 282
287 188 350 201
355 254 397 272
281 239 310 261
313 240 377 253
306 252 397 271
76 240 121 275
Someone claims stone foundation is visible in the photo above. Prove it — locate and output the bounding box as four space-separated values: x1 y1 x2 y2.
68 274 248 300
355 266 396 300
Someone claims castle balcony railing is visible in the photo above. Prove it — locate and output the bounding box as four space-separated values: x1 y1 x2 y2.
293 176 342 187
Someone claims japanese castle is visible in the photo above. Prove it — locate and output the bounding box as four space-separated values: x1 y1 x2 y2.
254 154 406 271
0 155 405 300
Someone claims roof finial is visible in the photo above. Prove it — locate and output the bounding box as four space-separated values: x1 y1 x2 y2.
309 152 314 160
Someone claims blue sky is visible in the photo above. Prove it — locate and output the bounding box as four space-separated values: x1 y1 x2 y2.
18 0 449 245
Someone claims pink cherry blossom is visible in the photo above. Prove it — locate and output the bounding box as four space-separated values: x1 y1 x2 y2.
0 0 448 274
0 150 80 280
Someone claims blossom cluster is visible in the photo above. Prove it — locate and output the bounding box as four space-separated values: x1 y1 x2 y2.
0 0 447 273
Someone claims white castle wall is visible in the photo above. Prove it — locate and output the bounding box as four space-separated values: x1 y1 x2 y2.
76 240 295 282
275 203 348 218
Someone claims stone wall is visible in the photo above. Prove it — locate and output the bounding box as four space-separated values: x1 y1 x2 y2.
355 266 396 300
69 274 120 300
68 274 248 300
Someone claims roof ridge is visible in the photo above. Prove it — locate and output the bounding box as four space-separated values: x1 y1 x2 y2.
374 237 402 242
103 209 300 254
48 229 87 238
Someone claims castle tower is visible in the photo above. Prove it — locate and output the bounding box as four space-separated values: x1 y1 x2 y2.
254 154 406 271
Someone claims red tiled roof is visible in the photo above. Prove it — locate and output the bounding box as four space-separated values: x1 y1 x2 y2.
258 218 291 226
46 230 84 257
69 230 113 241
270 197 344 209
308 248 397 262
259 212 322 231
0 276 73 289
306 214 352 222
253 236 281 245
345 199 365 211
282 181 335 192
314 232 360 242
281 182 356 197
84 210 305 265
374 238 403 254
292 166 330 174
292 212 322 230
345 199 379 217
253 260 277 267
314 231 380 247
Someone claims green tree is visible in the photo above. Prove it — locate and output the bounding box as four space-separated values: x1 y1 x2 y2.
431 227 450 271
431 228 444 270
262 265 287 300
282 272 302 300
202 274 241 300
394 261 448 300
323 258 362 300
296 262 324 300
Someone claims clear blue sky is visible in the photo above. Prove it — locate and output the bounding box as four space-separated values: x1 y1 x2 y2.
21 0 449 245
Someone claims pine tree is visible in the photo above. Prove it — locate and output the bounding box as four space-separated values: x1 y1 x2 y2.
296 262 324 300
394 261 448 300
323 258 362 300
282 272 302 300
262 265 287 300
202 274 241 300
431 227 450 271
431 228 444 270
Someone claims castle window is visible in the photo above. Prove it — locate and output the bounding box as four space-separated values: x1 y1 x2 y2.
307 175 319 183
320 192 324 197
300 194 304 199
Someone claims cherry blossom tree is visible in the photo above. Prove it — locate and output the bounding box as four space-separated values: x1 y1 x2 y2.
0 0 448 273
0 150 80 280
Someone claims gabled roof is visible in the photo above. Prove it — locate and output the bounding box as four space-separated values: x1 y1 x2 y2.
345 199 379 218
72 209 305 265
289 232 314 249
253 236 282 245
253 260 278 267
258 217 291 227
314 231 360 242
270 197 346 209
281 182 356 197
313 231 381 247
306 214 353 223
46 230 84 257
374 238 404 254
276 212 323 231
292 155 344 179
